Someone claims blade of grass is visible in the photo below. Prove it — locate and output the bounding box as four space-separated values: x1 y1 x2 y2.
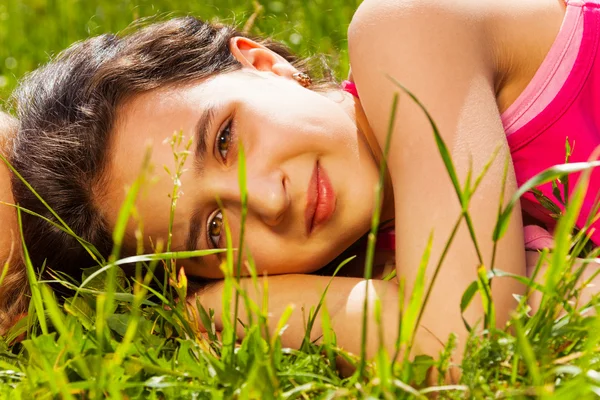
490 156 511 272
0 235 15 288
40 284 92 379
386 75 484 264
401 233 433 354
17 207 47 335
408 216 461 361
217 198 236 366
0 153 103 264
476 265 495 331
74 248 225 301
0 201 98 250
494 161 600 242
391 277 405 368
103 146 154 329
233 143 248 360
358 91 398 378
537 150 597 323
112 244 163 367
271 304 295 349
301 255 355 351
513 317 543 389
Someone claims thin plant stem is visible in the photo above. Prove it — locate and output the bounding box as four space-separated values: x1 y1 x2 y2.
358 92 398 378
232 143 248 366
407 214 463 358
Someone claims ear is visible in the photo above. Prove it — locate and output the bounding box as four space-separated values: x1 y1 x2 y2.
229 37 299 79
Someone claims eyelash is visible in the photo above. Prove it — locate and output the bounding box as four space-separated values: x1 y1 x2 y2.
206 117 235 248
207 210 223 249
216 118 234 161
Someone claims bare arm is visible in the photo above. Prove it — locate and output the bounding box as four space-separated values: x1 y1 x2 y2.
348 0 527 359
192 274 441 360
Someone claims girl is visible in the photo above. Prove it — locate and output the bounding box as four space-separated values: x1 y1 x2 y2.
8 0 600 364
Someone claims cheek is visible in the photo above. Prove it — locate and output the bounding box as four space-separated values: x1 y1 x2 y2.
245 97 356 150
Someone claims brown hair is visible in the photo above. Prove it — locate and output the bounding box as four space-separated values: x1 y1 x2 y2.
0 111 27 334
11 17 336 283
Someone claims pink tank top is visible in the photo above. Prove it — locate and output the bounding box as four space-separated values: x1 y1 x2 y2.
344 0 600 252
502 0 600 248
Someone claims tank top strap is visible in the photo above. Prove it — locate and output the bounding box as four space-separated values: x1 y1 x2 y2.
376 229 396 252
341 80 359 98
568 0 600 5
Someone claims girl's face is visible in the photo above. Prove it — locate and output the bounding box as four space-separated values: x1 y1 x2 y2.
102 43 384 278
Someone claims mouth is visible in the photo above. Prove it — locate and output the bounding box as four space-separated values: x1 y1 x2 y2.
305 161 337 235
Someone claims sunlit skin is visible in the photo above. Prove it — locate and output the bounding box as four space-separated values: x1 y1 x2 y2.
0 114 19 275
0 165 16 266
103 46 395 279
97 0 582 373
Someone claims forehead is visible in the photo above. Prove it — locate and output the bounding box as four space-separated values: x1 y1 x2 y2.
120 82 206 124
112 86 201 168
102 83 209 241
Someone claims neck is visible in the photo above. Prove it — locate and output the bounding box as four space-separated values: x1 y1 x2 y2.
355 101 395 225
332 89 395 225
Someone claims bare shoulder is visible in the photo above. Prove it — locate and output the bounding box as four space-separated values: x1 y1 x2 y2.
347 0 498 141
348 0 567 115
348 0 494 44
348 0 553 36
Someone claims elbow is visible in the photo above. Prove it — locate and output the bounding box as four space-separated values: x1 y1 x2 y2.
329 280 400 359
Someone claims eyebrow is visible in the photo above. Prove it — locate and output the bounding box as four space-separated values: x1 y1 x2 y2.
194 105 216 170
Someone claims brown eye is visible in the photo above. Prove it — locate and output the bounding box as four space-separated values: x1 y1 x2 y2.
217 120 232 160
208 211 223 248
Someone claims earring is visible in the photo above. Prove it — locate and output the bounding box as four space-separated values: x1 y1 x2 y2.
292 72 312 88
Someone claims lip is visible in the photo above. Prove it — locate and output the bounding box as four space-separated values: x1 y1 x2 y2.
305 161 337 235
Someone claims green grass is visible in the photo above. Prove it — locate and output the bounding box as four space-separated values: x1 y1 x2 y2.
3 1 600 399
0 0 358 102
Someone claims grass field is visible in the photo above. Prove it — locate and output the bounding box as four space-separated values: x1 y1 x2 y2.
3 0 600 399
0 0 357 102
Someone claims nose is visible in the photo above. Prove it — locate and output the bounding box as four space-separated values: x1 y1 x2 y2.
218 170 290 227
